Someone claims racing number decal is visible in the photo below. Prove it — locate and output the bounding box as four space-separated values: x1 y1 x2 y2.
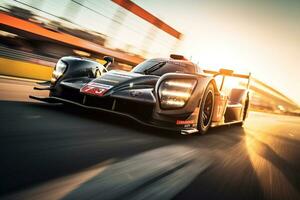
80 82 113 96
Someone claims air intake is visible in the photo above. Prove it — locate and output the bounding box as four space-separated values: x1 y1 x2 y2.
170 54 187 60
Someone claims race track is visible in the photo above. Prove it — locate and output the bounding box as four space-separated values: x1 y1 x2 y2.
0 77 299 200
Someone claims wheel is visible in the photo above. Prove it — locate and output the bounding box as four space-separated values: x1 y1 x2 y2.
197 83 214 134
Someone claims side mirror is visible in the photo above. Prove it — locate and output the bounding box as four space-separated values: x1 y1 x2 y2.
219 68 234 76
103 56 114 68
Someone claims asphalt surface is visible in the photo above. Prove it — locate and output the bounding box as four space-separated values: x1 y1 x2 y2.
0 77 299 200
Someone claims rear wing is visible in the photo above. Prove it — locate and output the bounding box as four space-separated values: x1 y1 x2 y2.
203 68 251 89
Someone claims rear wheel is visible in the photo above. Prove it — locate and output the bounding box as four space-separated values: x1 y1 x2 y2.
197 83 214 134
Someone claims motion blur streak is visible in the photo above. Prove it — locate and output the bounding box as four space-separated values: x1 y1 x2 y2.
3 145 212 200
3 160 112 200
63 145 212 200
245 115 300 200
246 134 299 200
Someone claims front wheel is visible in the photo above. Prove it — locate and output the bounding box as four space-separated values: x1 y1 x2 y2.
197 83 214 134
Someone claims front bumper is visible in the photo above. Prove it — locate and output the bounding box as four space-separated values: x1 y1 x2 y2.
31 83 199 134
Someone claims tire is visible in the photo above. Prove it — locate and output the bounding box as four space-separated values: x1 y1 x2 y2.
243 92 250 120
197 83 214 134
235 92 250 127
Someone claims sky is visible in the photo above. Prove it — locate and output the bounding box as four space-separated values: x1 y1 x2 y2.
134 0 300 105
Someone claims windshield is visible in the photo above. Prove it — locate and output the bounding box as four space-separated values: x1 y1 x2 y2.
132 60 196 76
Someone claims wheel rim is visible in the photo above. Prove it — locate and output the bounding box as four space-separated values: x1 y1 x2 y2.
202 91 213 127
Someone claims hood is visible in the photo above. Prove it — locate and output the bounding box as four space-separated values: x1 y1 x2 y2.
80 70 159 96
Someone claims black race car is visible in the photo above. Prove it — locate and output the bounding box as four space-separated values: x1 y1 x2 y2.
31 54 251 134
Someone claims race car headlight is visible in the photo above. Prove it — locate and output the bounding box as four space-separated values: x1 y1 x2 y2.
158 79 197 109
51 60 67 83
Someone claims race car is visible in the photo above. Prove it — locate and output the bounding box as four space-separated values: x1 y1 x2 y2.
30 54 251 135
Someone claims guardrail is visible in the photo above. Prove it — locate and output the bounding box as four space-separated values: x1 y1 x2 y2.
0 46 56 66
0 46 54 80
249 83 298 113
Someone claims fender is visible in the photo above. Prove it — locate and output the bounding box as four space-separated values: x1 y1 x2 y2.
50 56 105 96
